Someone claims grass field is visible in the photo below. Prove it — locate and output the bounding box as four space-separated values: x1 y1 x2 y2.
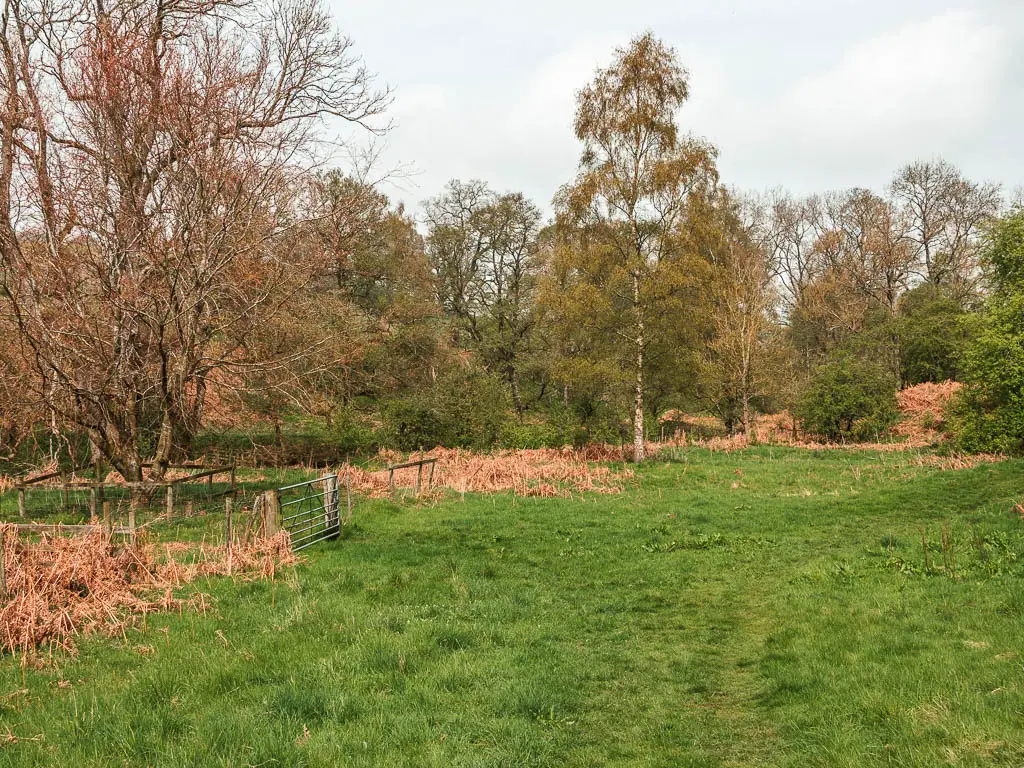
1 447 1023 766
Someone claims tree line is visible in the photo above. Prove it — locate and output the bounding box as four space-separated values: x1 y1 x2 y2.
0 6 1021 475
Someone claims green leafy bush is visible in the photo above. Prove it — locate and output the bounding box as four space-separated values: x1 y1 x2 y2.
950 210 1024 453
795 356 899 441
498 421 570 449
950 297 1024 452
894 284 969 385
328 408 379 456
379 370 509 450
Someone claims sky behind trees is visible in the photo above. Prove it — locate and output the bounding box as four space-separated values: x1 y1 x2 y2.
331 0 1024 213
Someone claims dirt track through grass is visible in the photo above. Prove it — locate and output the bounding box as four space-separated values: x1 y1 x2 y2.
0 447 1022 766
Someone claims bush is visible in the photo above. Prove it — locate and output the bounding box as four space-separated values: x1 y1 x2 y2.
950 210 1024 453
950 296 1024 453
379 370 509 450
498 421 570 449
497 402 621 449
328 408 379 456
795 356 899 441
894 285 970 386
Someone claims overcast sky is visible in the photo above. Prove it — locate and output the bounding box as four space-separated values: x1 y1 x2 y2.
327 0 1024 215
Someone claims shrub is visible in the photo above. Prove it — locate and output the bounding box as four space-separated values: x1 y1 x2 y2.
379 370 509 450
894 284 970 386
949 297 1024 453
950 210 1024 453
498 421 570 449
328 408 379 456
795 356 899 441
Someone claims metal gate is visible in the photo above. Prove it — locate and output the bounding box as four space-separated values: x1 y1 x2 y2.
278 475 340 551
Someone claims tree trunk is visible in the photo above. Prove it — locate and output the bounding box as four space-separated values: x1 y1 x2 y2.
510 367 524 421
741 352 751 439
122 453 143 484
88 424 144 482
107 441 144 483
632 272 646 463
151 408 174 481
741 391 751 440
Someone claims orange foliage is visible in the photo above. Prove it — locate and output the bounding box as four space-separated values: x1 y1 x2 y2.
339 446 630 498
0 528 294 655
893 380 963 441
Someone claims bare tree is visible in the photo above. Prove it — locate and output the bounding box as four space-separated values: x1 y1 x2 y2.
822 188 915 315
753 190 825 317
891 159 1001 296
0 0 388 479
423 180 493 344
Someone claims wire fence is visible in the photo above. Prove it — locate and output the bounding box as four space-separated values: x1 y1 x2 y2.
7 465 243 531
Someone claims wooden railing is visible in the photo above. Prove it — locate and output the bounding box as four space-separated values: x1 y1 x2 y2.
386 458 438 497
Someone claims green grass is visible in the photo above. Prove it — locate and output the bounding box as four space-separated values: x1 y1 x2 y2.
1 447 1023 766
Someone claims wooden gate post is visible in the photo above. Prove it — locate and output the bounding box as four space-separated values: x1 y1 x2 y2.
321 474 340 534
262 489 281 538
345 474 353 524
321 473 331 524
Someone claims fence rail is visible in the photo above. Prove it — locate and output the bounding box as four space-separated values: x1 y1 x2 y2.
12 463 237 523
386 458 437 497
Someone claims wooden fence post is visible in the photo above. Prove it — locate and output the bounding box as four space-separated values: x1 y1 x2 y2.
166 485 174 518
262 489 281 538
102 501 111 534
224 496 233 547
128 494 137 545
346 474 352 524
94 461 103 526
17 488 25 519
0 529 6 599
321 473 339 534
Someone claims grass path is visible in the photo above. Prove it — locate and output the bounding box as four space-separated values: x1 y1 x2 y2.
0 447 1022 766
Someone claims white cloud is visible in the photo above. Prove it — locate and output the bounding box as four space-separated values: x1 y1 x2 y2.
708 8 1011 190
349 1 1023 212
783 10 1002 146
390 84 451 120
377 40 616 211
